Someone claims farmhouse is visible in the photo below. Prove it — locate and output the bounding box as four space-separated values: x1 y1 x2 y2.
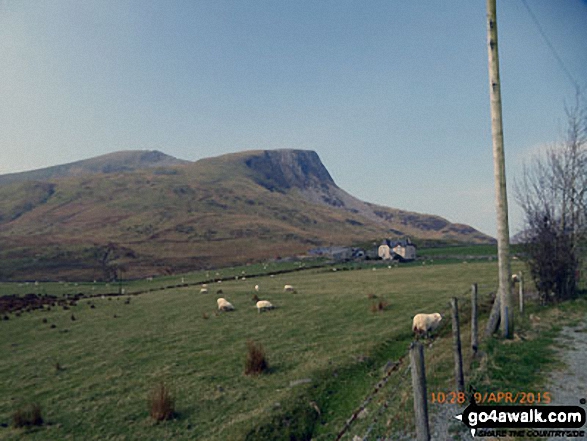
378 238 416 261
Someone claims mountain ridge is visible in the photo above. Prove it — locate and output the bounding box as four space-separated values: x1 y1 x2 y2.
0 149 493 280
0 150 190 186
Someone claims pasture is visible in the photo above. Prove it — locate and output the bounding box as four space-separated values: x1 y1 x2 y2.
0 260 524 440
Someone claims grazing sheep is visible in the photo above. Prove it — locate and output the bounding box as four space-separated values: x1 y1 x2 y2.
511 274 520 284
217 298 234 312
256 300 275 313
254 284 259 292
200 288 209 294
412 313 442 337
283 285 294 292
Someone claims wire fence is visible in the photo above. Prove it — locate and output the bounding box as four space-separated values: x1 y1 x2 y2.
335 281 501 440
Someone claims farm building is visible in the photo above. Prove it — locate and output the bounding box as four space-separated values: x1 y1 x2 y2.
308 246 366 261
378 238 416 261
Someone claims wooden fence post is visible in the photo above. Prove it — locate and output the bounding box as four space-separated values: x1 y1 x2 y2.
451 297 465 393
410 342 430 441
471 284 478 354
485 294 501 336
519 271 524 314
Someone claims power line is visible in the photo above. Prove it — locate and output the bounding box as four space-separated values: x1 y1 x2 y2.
519 0 580 91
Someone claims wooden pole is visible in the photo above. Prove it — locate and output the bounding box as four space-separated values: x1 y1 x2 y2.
410 342 430 441
487 0 513 339
485 293 501 336
519 271 524 314
451 298 465 393
471 284 479 353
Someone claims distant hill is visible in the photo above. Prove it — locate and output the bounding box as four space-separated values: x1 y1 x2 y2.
0 150 190 186
0 149 494 280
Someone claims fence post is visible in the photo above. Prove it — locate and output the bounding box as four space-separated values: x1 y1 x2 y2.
519 271 524 314
471 284 478 354
451 297 465 393
410 342 430 441
485 294 501 336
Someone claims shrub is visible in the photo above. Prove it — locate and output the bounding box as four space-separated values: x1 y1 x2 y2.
12 403 43 428
370 300 389 313
148 382 175 422
244 340 269 376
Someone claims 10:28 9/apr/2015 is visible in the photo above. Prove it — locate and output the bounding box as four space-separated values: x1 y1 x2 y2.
430 391 552 405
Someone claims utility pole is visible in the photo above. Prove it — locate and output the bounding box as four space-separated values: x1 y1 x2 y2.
486 0 513 338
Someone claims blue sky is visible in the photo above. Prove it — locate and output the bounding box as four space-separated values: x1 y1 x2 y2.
1 1 586 238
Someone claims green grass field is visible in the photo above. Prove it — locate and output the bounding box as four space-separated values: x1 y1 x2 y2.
0 259 539 440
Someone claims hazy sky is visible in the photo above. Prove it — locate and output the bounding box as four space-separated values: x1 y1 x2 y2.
1 1 586 238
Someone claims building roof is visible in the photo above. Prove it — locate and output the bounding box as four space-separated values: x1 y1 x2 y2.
380 238 415 248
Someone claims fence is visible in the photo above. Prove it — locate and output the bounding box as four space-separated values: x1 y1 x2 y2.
335 277 524 440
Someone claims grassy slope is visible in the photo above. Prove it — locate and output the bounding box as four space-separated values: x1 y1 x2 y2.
0 259 529 440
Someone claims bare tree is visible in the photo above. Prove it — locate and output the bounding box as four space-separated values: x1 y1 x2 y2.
515 94 587 304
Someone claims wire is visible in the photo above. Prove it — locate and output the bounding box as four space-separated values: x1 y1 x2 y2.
518 0 580 91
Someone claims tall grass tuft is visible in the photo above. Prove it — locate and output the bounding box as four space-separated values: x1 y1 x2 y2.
12 403 43 428
244 340 269 375
370 300 389 313
148 382 175 422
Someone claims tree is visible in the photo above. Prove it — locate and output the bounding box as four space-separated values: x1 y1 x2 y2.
515 94 587 304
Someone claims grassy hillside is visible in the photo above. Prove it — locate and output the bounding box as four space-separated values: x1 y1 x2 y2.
0 150 493 281
0 259 528 440
0 150 189 186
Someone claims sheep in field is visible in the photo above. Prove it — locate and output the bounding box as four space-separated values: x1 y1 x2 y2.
217 298 235 312
511 274 520 284
200 288 208 294
256 300 275 313
254 284 260 292
412 313 442 338
283 284 294 292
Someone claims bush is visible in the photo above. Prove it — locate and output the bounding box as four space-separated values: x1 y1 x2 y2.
148 382 175 421
370 300 389 313
244 340 269 376
12 403 43 428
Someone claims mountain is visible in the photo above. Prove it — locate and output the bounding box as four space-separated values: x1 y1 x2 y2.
0 150 189 186
0 149 493 280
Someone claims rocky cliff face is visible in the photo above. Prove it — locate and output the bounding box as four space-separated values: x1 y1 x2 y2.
244 150 335 192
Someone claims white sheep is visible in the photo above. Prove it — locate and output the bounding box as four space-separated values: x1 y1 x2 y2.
200 288 208 294
217 298 234 312
254 284 260 292
412 313 442 337
511 274 520 284
256 300 275 313
283 284 294 292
